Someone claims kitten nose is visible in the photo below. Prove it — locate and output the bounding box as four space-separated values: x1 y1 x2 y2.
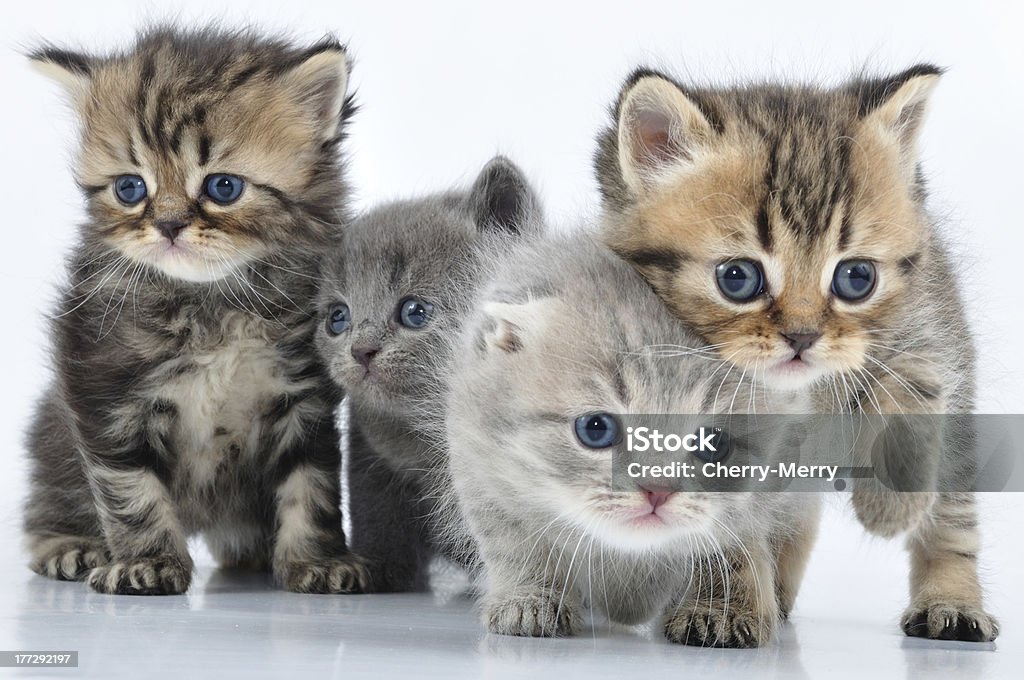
351 344 381 369
642 488 674 510
155 220 188 243
781 330 822 356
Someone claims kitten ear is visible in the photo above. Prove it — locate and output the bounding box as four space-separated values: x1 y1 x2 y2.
615 71 716 194
280 40 351 142
29 47 93 107
467 156 542 235
477 299 553 354
857 64 943 177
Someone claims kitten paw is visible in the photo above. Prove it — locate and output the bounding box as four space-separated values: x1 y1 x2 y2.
902 602 999 642
665 603 774 648
277 556 370 594
852 490 935 538
486 592 582 637
30 538 110 581
87 556 191 595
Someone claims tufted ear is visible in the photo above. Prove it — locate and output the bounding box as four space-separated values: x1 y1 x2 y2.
614 71 716 195
856 64 942 180
476 298 556 355
279 40 351 142
29 46 94 109
467 156 542 235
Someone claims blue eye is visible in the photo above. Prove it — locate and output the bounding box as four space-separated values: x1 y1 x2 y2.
326 303 351 335
398 297 433 329
692 428 731 464
832 259 876 301
574 413 620 449
114 175 147 205
715 260 764 302
204 174 245 204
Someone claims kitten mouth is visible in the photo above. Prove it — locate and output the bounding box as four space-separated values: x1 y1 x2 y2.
774 355 813 373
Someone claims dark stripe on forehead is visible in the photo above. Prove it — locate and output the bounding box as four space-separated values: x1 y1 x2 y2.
152 85 172 151
765 127 850 240
618 247 687 273
198 135 211 166
755 200 773 251
838 201 853 249
169 104 208 156
136 56 156 149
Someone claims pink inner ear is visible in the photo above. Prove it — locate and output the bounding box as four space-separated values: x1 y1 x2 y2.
634 108 675 163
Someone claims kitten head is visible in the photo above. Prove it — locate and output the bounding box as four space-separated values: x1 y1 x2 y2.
448 234 803 552
316 156 543 413
595 66 941 391
32 27 351 283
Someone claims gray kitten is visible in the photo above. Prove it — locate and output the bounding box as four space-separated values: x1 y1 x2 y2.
315 156 544 591
24 28 368 595
594 66 997 641
446 232 820 646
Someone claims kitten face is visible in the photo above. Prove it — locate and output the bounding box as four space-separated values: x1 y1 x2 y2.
596 67 940 392
449 236 801 552
316 157 542 412
33 28 350 282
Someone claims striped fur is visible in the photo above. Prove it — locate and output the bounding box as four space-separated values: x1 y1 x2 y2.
595 66 997 641
24 27 367 595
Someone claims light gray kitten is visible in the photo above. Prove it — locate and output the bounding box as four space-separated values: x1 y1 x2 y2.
315 156 544 591
446 232 820 646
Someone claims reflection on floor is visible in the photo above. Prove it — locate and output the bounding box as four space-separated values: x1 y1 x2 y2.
6 555 1008 680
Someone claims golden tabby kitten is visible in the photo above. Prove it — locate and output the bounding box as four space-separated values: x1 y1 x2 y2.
595 65 997 641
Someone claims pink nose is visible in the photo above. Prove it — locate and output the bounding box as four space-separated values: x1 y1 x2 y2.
644 489 673 509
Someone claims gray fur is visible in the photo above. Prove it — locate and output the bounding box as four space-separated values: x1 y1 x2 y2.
445 232 820 645
315 156 544 591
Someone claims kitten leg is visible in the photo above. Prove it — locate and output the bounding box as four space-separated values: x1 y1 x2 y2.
665 535 779 648
85 465 193 595
270 415 370 594
901 492 998 641
773 499 822 618
346 421 430 592
24 394 109 581
851 367 940 537
480 535 584 637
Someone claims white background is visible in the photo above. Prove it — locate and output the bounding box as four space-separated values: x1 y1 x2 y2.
0 1 1022 677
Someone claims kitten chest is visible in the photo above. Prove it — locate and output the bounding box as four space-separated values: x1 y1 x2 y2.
148 311 309 489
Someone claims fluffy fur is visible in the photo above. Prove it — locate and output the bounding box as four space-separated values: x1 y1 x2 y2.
595 66 997 641
446 232 820 646
24 27 368 595
315 156 544 591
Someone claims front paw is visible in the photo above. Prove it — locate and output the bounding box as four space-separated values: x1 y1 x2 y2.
276 555 370 594
485 591 582 637
852 489 935 538
665 601 775 648
31 539 110 581
87 556 191 595
902 602 999 642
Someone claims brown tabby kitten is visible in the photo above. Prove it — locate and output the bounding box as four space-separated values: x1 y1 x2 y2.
24 27 369 595
595 66 997 641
